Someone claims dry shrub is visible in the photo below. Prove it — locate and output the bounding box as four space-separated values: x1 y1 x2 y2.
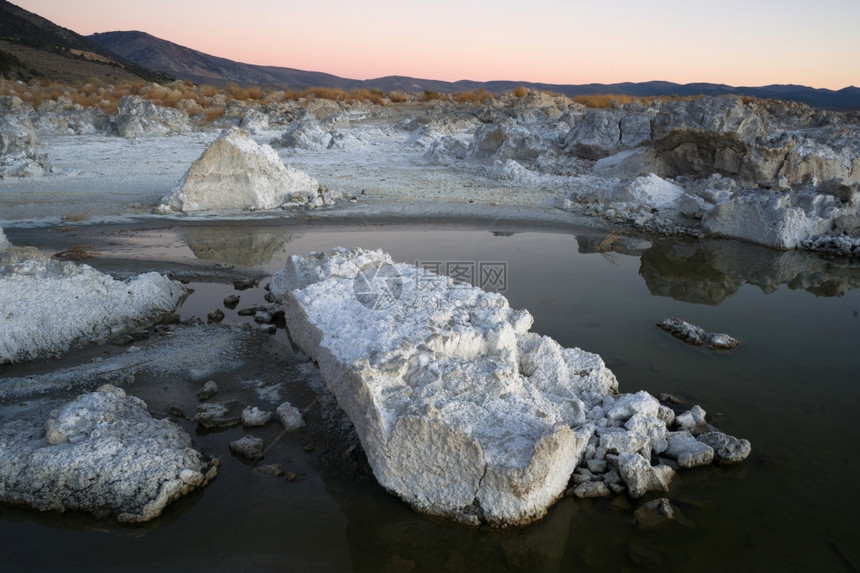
573 94 643 108
246 86 263 100
454 88 493 104
198 84 219 98
512 86 529 98
387 90 409 103
304 87 348 101
202 106 226 123
420 89 446 102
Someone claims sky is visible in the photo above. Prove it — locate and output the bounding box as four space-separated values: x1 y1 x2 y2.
14 0 860 89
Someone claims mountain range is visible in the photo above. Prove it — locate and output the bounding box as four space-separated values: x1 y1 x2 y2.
0 0 170 84
87 31 860 111
2 0 858 110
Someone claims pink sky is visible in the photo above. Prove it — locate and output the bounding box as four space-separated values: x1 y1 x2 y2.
14 0 860 89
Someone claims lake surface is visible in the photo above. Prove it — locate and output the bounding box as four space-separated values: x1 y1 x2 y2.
2 220 859 572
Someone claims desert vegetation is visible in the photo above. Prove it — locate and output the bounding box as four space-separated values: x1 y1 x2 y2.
572 93 701 108
0 76 715 120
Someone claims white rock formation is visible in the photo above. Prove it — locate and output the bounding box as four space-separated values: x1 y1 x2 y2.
0 247 186 364
115 95 189 138
159 127 322 212
271 116 333 150
0 385 216 522
0 97 49 177
276 248 678 526
701 188 848 249
272 248 752 524
0 227 9 252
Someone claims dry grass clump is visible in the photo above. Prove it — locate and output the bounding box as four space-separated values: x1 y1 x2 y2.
202 105 226 124
454 88 493 104
574 93 703 108
573 94 643 108
386 90 409 103
54 245 98 260
512 86 529 98
420 89 446 102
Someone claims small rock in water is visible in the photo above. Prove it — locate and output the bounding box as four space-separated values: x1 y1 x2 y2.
277 402 305 431
258 324 277 335
674 405 716 435
207 309 225 323
167 406 186 419
242 406 273 427
696 432 752 464
264 292 276 303
635 498 678 529
229 435 264 460
665 431 714 468
658 393 684 405
237 308 256 316
254 311 273 324
223 295 240 308
194 402 241 429
197 380 219 400
573 481 612 499
234 277 259 290
254 464 284 477
286 471 301 482
657 318 739 350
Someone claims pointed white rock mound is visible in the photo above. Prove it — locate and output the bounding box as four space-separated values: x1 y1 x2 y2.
271 247 620 526
161 127 320 212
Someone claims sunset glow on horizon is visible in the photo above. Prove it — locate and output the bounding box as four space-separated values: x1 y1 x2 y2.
13 0 860 90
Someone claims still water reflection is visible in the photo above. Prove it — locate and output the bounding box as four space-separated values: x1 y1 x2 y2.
1 222 858 572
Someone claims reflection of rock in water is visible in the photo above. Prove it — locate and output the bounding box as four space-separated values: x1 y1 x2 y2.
576 233 653 257
326 475 573 572
184 227 301 266
639 240 743 305
640 239 860 305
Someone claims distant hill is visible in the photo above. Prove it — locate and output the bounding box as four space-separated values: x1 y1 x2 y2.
0 0 170 83
89 31 860 110
90 30 350 90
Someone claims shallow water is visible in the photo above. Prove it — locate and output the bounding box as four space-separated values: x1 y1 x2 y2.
2 220 859 572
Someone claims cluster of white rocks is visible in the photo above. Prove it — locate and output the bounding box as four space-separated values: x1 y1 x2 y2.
156 127 339 213
0 385 217 522
0 230 187 364
405 92 860 257
0 96 51 177
271 247 750 526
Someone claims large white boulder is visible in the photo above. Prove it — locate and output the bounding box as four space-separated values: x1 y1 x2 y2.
701 189 842 249
115 95 189 138
0 385 217 522
0 227 9 253
0 248 186 364
160 128 321 212
271 248 752 525
271 247 616 526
